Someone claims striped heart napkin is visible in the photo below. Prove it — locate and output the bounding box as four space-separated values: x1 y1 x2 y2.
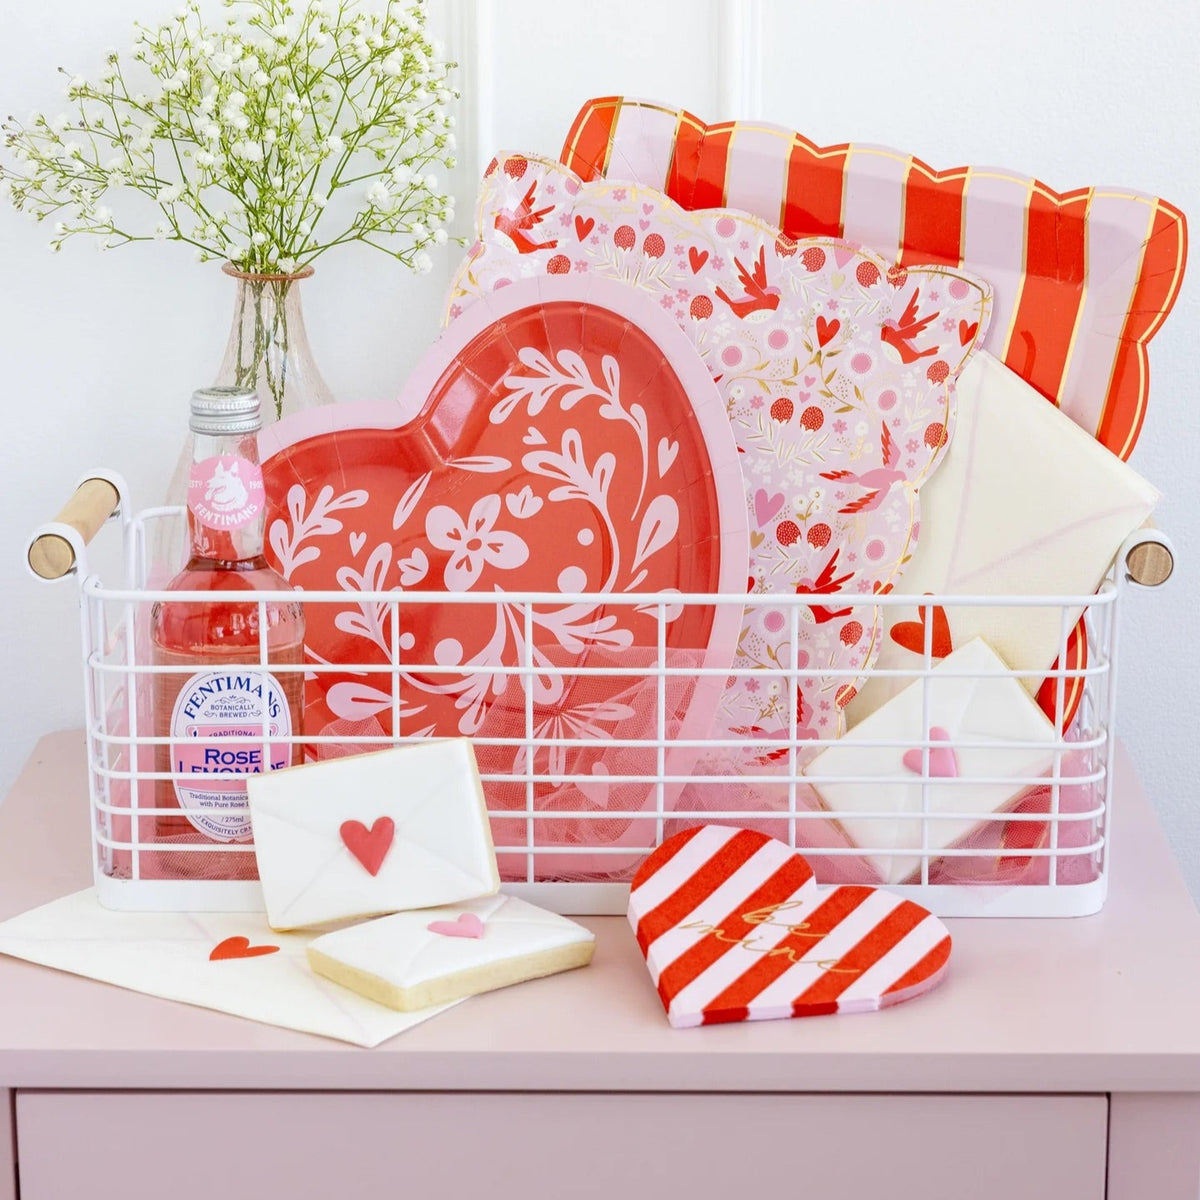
628 826 950 1028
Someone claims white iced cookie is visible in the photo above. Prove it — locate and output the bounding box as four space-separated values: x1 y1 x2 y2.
307 894 596 1011
804 638 1060 883
247 739 499 930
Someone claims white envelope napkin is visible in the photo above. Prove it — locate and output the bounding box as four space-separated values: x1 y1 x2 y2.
247 740 500 930
848 351 1159 722
805 638 1060 883
0 889 456 1046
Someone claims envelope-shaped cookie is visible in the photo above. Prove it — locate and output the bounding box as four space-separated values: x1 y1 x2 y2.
307 893 595 1011
847 352 1159 723
0 889 456 1046
247 740 500 930
804 638 1059 883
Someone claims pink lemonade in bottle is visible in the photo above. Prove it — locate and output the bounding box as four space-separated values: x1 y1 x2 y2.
151 386 304 880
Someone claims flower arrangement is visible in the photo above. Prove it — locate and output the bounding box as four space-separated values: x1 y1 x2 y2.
0 0 459 418
0 0 457 274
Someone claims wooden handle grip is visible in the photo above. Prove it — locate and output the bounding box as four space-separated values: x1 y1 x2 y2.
27 478 121 580
1125 538 1174 587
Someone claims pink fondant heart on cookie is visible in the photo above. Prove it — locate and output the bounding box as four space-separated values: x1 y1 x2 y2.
340 817 396 877
628 825 951 1028
902 728 958 778
428 913 485 939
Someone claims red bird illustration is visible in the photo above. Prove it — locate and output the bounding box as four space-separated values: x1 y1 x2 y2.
819 423 906 515
794 547 855 623
880 288 940 364
493 181 559 254
714 246 781 318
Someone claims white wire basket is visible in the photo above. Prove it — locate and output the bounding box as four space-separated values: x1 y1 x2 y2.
27 471 1176 918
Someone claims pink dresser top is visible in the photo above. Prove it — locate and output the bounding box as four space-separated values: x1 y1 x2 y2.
0 731 1198 1094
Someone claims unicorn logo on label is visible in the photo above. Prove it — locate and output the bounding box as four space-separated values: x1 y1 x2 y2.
188 455 265 531
204 460 250 513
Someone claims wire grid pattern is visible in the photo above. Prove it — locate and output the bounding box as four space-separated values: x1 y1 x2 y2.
75 508 1122 917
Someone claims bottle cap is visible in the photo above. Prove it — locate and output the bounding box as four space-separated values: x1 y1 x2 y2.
189 386 262 435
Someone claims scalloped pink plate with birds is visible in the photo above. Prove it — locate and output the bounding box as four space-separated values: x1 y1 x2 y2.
448 154 992 742
259 276 748 881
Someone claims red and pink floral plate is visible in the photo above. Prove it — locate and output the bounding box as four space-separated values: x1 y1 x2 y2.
260 276 748 881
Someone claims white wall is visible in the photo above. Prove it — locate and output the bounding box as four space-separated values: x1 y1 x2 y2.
2 0 1197 896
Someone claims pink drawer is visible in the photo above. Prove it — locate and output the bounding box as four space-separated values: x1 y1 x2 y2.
16 1089 1107 1200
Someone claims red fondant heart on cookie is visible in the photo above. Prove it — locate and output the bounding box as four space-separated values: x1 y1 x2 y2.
209 936 280 961
340 817 396 877
628 826 951 1028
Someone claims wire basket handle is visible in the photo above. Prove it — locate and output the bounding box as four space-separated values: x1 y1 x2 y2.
26 471 127 581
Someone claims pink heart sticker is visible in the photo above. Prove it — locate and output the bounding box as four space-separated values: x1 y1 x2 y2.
902 727 958 778
427 913 485 939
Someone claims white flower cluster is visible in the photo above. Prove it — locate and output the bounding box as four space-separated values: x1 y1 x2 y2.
0 0 458 273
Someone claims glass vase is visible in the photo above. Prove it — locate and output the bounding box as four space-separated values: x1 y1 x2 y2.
214 263 333 422
152 265 334 577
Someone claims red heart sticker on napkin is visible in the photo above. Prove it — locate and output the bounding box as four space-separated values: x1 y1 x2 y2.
209 936 280 961
340 817 396 877
628 826 950 1027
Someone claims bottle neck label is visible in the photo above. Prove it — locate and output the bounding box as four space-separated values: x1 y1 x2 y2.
188 454 265 531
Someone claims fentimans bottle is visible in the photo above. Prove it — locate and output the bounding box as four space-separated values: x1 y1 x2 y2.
151 386 304 880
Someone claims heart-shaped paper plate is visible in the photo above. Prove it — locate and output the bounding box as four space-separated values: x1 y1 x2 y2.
561 96 1188 461
261 277 748 881
628 824 951 1027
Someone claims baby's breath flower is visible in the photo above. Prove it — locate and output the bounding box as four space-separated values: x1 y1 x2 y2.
2 1 457 274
